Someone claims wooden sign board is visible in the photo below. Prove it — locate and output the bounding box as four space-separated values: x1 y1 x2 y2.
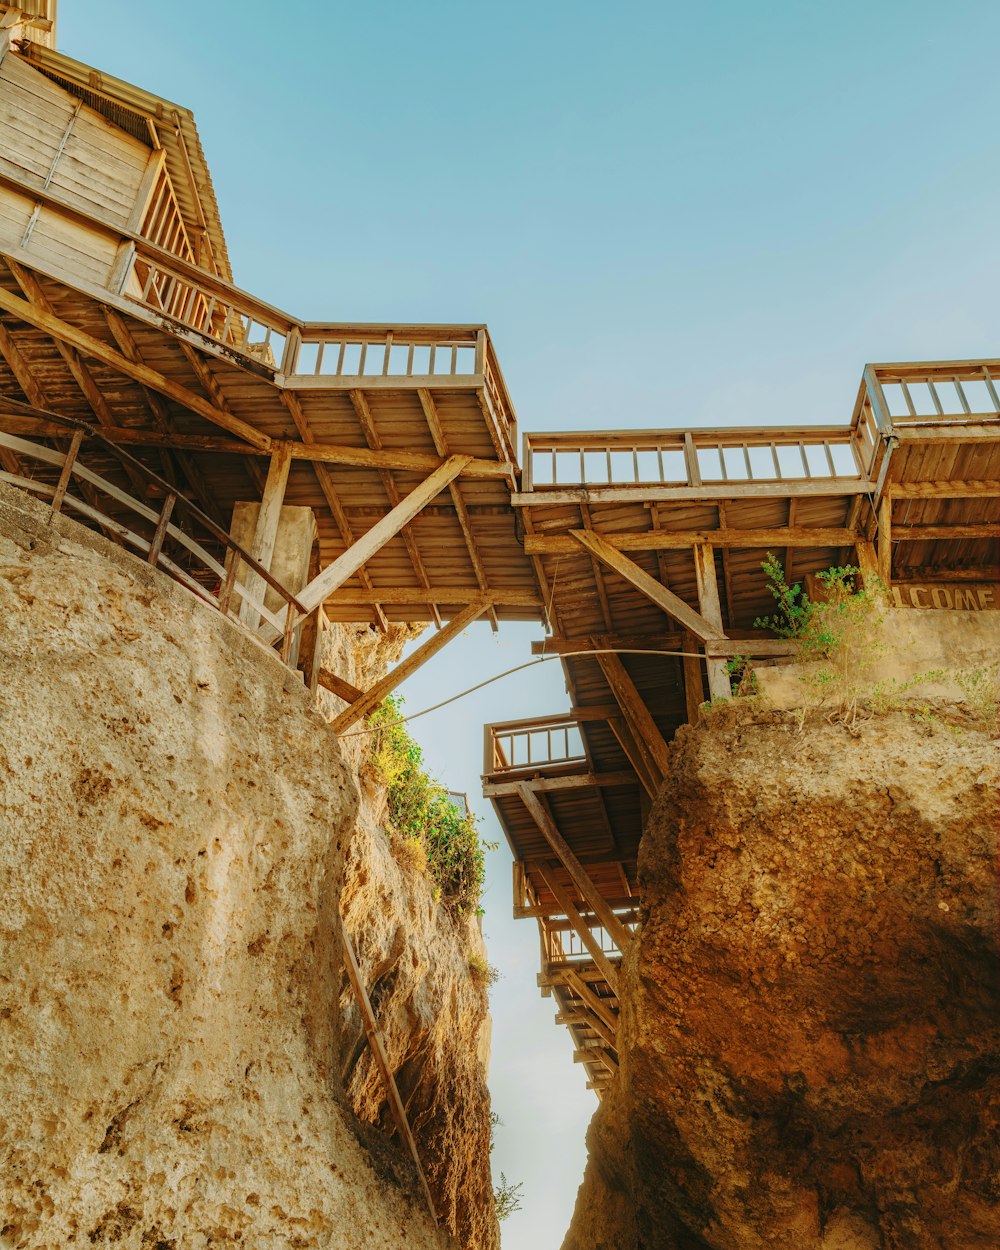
890 583 998 611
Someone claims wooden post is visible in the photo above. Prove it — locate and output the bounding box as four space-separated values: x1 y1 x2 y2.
565 968 619 1038
49 428 85 518
239 441 293 629
146 491 176 565
693 543 730 701
682 630 705 723
340 925 438 1226
877 495 893 587
515 782 633 953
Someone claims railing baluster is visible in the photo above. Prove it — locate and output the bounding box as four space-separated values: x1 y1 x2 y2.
927 379 944 415
358 342 367 375
383 334 392 376
315 342 324 376
953 377 971 414
336 340 346 375
900 380 917 416
983 367 1000 412
406 343 414 375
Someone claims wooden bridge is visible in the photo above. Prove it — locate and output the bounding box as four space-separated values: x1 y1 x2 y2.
0 6 997 1101
483 365 1000 1094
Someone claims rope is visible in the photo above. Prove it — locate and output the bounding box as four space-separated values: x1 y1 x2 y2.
335 647 706 737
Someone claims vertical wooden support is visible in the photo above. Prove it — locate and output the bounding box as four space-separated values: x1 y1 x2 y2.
341 926 438 1227
877 495 892 588
146 491 176 565
48 428 84 518
515 782 633 953
855 539 879 587
682 630 705 723
693 543 730 701
533 861 621 992
239 441 293 629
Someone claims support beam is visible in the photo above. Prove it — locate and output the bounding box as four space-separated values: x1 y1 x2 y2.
340 925 438 1227
569 529 725 641
855 538 879 588
0 281 271 449
565 968 620 1037
878 496 892 586
317 669 364 704
238 442 293 629
607 717 660 800
483 770 636 798
888 480 1000 499
532 633 686 655
683 630 705 724
595 651 671 785
534 861 621 993
894 523 1000 542
526 526 860 555
295 455 472 616
515 782 633 953
692 543 731 701
330 597 490 734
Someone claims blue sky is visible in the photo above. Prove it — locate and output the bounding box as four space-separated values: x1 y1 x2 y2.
63 2 1000 1246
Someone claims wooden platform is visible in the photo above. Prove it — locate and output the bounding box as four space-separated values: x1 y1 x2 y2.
484 363 1000 1095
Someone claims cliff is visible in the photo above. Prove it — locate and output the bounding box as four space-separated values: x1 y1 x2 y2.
0 482 496 1250
562 700 999 1250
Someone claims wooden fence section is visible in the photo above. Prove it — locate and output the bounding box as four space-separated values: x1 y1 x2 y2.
0 409 312 663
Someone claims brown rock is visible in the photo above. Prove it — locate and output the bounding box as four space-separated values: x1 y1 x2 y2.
563 706 1000 1250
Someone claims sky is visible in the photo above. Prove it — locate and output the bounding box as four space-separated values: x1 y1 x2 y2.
61 2 1000 1246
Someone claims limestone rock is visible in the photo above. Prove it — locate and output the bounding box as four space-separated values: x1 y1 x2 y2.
563 706 1000 1250
0 484 495 1250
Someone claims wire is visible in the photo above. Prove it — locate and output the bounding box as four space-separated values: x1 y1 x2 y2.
335 647 706 737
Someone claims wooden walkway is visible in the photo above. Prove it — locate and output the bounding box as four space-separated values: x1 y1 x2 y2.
483 366 1000 1094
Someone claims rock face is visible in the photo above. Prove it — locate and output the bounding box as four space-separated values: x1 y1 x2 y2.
0 483 496 1250
563 704 1000 1250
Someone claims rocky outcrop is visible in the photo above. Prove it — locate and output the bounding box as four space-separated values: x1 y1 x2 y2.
563 703 999 1250
0 482 495 1250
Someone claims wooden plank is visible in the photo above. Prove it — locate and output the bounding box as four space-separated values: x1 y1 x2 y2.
534 861 621 993
682 630 704 724
515 781 633 953
238 441 292 629
889 480 1000 499
595 651 671 782
703 639 798 659
340 925 438 1226
532 634 686 655
693 542 730 701
295 455 472 615
482 770 636 798
564 968 620 1036
330 596 490 734
878 495 892 585
317 668 364 704
0 279 272 448
891 423 1000 444
512 478 870 506
525 526 859 555
569 529 725 642
607 716 660 801
894 523 1000 541
328 588 542 607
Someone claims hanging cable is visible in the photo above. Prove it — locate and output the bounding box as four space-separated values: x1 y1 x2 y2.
335 646 708 737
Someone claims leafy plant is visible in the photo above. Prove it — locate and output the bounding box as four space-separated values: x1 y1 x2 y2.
493 1172 524 1222
725 653 759 697
366 695 496 916
468 953 500 988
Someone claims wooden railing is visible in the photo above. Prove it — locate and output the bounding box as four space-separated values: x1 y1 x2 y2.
522 359 1000 493
484 713 588 776
521 425 863 491
0 409 313 664
542 917 623 966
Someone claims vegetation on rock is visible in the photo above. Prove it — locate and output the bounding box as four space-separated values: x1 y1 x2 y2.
365 695 494 916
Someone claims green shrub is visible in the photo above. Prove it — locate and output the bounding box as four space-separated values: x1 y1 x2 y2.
366 695 494 917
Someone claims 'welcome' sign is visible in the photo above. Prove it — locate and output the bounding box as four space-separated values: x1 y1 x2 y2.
891 584 998 610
